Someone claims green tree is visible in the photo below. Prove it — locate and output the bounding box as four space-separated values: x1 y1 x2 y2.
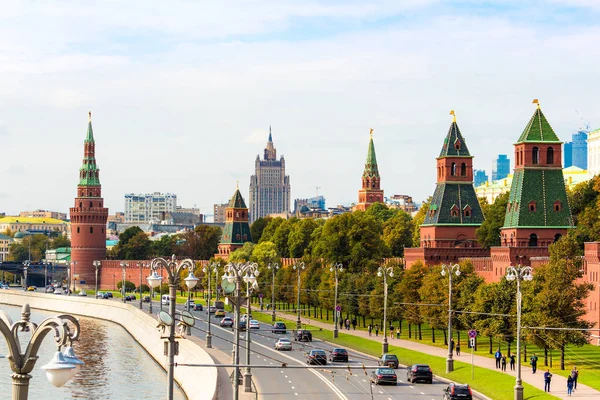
476 191 509 248
288 219 318 258
123 232 151 260
382 211 413 257
397 261 427 339
152 235 176 257
113 227 144 259
175 225 222 260
419 265 447 343
365 203 397 222
411 199 430 247
229 242 255 262
271 218 296 257
50 235 71 249
250 217 272 244
259 218 285 244
8 234 49 262
568 176 600 247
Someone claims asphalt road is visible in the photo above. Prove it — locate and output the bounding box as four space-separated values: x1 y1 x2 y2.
169 302 462 400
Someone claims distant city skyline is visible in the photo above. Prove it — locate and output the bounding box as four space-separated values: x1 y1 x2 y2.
1 1 599 216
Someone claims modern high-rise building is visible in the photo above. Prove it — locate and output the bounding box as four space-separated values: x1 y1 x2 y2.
587 128 600 178
124 192 177 222
492 154 510 181
572 130 588 170
248 129 291 223
69 112 109 288
294 196 326 212
213 202 228 224
473 169 488 187
564 142 573 167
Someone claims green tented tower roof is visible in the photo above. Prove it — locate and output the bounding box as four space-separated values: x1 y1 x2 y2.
229 188 247 208
516 106 561 144
439 120 471 158
362 133 380 179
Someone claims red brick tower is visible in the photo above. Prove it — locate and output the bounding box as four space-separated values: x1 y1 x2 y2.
69 112 109 288
354 129 384 211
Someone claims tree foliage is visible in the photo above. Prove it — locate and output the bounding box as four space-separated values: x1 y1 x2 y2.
476 191 509 248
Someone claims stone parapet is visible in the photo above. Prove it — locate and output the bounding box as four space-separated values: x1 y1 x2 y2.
0 291 217 400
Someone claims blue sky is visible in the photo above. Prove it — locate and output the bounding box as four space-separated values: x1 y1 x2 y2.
1 0 600 217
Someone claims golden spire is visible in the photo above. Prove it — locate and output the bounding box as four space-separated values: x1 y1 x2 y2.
450 110 456 123
533 99 540 109
88 111 92 121
369 128 374 138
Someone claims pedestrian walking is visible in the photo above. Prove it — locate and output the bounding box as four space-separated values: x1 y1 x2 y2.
375 325 379 337
389 324 394 338
352 318 356 330
345 319 350 330
494 349 502 369
396 327 401 339
368 324 372 336
456 342 461 356
571 366 578 390
567 375 574 396
530 353 538 374
339 319 343 330
544 370 552 392
501 355 507 371
509 354 516 371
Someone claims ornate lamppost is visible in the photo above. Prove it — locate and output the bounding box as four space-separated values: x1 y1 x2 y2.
202 263 218 348
137 261 145 310
330 263 343 339
377 264 394 354
93 260 101 298
506 265 533 400
267 263 279 322
222 262 259 399
184 268 200 335
441 263 461 373
293 262 306 329
146 255 197 400
71 261 77 294
0 304 83 400
120 261 128 302
22 261 30 290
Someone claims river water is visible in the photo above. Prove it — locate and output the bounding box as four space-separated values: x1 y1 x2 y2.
0 304 185 400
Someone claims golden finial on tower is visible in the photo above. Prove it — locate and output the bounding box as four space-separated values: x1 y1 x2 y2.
369 128 374 138
450 110 456 123
532 99 540 109
88 111 92 121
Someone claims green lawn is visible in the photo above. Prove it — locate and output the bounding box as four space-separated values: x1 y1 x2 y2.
259 302 600 391
247 309 556 400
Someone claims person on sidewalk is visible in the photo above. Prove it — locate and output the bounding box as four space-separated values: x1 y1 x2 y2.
456 342 461 356
501 355 507 371
571 366 578 390
368 324 372 336
351 318 356 330
396 327 401 339
543 370 552 392
530 354 538 374
375 325 379 336
339 319 343 330
389 324 394 338
509 354 516 371
494 349 502 369
567 375 574 396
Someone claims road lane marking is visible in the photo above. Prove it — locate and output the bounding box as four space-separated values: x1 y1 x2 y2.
420 392 425 395
409 385 414 388
378 390 383 394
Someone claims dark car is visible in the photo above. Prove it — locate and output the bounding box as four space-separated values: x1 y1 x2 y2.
193 303 203 311
271 322 287 334
239 320 247 331
329 348 349 362
130 294 136 300
370 367 397 385
379 354 399 369
294 329 312 342
106 292 113 298
406 364 433 384
125 295 131 301
443 383 473 400
102 293 109 299
143 296 151 303
305 349 327 365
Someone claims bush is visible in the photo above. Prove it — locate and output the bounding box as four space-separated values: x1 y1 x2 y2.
116 280 136 292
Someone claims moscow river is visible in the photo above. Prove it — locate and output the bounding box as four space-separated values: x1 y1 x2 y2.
0 304 185 400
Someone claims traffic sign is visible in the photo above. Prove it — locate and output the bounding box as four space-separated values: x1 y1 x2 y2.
335 305 341 312
336 311 340 317
468 329 477 339
469 338 476 347
259 293 263 298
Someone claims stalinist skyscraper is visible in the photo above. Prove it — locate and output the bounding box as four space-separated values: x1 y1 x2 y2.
249 128 291 223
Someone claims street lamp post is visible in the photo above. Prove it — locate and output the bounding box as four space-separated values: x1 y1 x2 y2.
377 264 394 354
184 269 200 335
441 263 461 373
22 261 30 290
506 265 533 400
137 262 144 310
0 304 83 400
43 262 48 289
330 263 343 339
267 263 279 322
146 255 198 400
202 263 218 348
71 261 77 293
120 262 128 302
93 261 101 298
223 262 259 398
293 262 305 329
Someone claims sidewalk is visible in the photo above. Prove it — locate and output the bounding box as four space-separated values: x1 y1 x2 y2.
256 310 599 400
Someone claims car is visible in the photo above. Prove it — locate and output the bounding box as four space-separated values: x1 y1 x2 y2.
271 322 287 334
443 383 473 400
143 296 151 303
27 286 36 291
248 320 260 329
274 338 293 351
294 329 312 342
106 292 113 298
2 284 11 290
193 303 203 311
379 353 399 369
184 300 196 310
305 349 327 365
46 286 54 293
130 294 136 300
125 296 131 301
96 291 105 298
239 320 247 331
370 367 397 385
220 317 234 328
53 288 63 295
329 348 349 362
208 306 217 314
215 309 226 318
78 290 87 296
103 293 109 299
406 364 433 384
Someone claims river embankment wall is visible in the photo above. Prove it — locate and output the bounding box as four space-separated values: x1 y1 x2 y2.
0 291 217 400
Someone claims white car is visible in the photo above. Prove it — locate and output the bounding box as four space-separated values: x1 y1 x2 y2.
78 290 87 296
249 320 260 329
53 288 63 295
275 338 292 351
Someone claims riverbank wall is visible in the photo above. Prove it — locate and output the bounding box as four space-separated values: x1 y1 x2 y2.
0 291 217 400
